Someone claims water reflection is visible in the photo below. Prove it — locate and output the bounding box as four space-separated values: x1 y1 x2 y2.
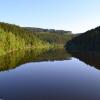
69 51 100 70
0 48 100 72
0 48 71 71
0 49 100 100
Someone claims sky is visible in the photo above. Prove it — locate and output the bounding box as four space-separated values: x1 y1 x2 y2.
0 0 100 33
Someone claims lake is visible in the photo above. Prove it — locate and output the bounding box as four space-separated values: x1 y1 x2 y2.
0 48 100 100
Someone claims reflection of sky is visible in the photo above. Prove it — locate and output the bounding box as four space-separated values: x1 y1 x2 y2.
0 58 100 99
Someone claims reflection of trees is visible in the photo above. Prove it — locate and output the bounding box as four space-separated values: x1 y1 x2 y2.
0 48 71 72
69 51 100 70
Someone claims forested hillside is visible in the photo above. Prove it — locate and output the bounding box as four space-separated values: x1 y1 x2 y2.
0 22 73 55
24 27 73 45
66 26 100 51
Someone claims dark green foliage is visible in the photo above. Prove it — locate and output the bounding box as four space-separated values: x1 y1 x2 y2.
24 27 72 34
24 27 73 45
33 32 73 45
66 26 100 51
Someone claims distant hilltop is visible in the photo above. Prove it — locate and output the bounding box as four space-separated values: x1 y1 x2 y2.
23 27 72 34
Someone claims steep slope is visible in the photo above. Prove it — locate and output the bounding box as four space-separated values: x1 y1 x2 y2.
66 26 100 51
0 22 73 55
0 22 50 55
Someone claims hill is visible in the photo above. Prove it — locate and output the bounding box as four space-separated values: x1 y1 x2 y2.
0 22 73 55
23 27 73 45
66 26 100 51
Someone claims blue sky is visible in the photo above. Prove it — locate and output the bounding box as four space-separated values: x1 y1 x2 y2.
0 0 100 33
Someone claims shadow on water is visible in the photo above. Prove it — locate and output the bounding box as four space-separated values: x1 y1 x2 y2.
0 48 71 72
68 50 100 70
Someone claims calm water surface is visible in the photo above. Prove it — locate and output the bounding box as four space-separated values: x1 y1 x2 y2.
0 49 100 100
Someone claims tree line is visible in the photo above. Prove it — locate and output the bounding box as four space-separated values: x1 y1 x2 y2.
66 26 100 51
0 22 73 55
